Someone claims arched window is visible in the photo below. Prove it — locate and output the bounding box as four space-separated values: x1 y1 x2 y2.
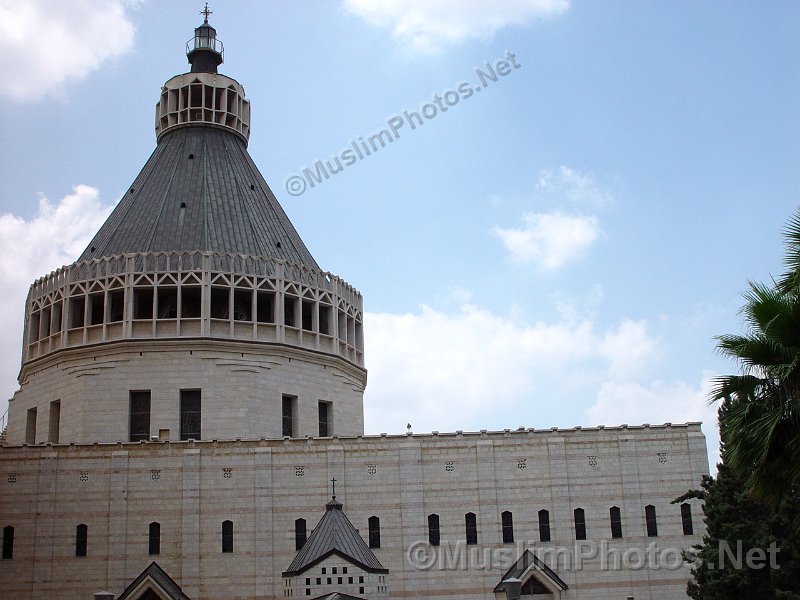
538 509 551 542
609 506 623 539
295 518 307 551
574 508 586 540
501 511 514 544
148 522 160 556
2 526 13 559
427 514 440 546
75 524 88 557
645 505 658 537
368 516 381 549
222 520 233 553
465 512 477 545
681 503 693 535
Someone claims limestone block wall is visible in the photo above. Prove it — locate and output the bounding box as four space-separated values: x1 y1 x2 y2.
0 423 708 600
6 340 366 445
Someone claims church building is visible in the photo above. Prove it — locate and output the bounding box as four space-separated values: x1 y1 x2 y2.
0 13 709 600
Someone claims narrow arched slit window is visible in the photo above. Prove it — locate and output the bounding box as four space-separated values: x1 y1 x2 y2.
501 511 514 544
465 512 477 545
75 523 88 557
645 505 658 537
295 518 307 551
2 526 13 559
610 506 623 539
222 520 233 553
427 514 440 546
148 522 160 556
574 508 586 540
368 516 381 549
538 509 551 542
681 503 693 535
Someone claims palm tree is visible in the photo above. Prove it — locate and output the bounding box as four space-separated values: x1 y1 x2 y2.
711 211 800 507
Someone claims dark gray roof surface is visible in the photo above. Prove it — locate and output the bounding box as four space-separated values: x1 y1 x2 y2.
79 125 318 268
283 498 387 577
117 561 192 600
311 594 367 600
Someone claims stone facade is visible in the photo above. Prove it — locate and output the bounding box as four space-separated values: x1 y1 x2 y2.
0 423 708 599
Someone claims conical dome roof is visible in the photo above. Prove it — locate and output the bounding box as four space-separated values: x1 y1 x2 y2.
78 126 318 268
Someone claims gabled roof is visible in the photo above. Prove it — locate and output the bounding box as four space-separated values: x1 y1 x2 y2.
493 549 568 593
283 498 387 577
79 126 319 268
117 561 192 600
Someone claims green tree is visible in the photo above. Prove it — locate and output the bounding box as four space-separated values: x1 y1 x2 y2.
711 210 800 506
678 399 800 599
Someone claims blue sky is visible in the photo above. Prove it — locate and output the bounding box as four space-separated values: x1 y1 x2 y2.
1 1 799 468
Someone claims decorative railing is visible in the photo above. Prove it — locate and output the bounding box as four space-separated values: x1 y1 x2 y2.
23 251 364 367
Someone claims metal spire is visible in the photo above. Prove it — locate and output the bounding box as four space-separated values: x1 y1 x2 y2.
200 3 212 24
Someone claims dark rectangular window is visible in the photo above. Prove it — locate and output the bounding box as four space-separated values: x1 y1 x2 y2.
256 291 274 323
465 512 477 545
25 408 37 445
301 300 314 331
681 503 694 535
109 289 124 322
233 289 252 321
181 286 202 318
48 400 61 444
88 293 105 325
574 508 586 540
133 288 153 319
538 509 551 542
180 389 201 440
318 401 331 437
129 391 151 442
645 505 658 537
210 287 229 319
75 524 88 557
69 296 85 328
368 516 381 549
610 506 623 539
2 526 13 559
295 518 307 551
319 305 332 335
428 514 440 546
282 395 296 438
157 287 178 319
222 520 233 553
501 511 514 544
148 522 160 555
284 295 297 327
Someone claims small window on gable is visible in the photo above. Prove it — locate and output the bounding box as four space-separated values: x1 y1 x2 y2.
148 522 160 555
2 526 13 559
465 512 477 545
501 511 514 544
645 505 658 537
574 508 587 540
681 503 694 535
222 520 234 553
368 516 381 549
75 523 88 557
538 509 551 542
610 506 623 539
428 514 440 546
295 518 307 551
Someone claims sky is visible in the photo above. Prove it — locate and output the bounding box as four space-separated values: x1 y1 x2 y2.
1 1 799 470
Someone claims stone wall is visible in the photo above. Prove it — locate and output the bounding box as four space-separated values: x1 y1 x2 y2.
0 423 708 600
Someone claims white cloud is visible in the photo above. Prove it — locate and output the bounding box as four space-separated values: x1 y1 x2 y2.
586 375 720 469
344 0 569 53
0 0 136 101
0 186 114 414
493 211 601 269
363 302 659 435
535 166 616 207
